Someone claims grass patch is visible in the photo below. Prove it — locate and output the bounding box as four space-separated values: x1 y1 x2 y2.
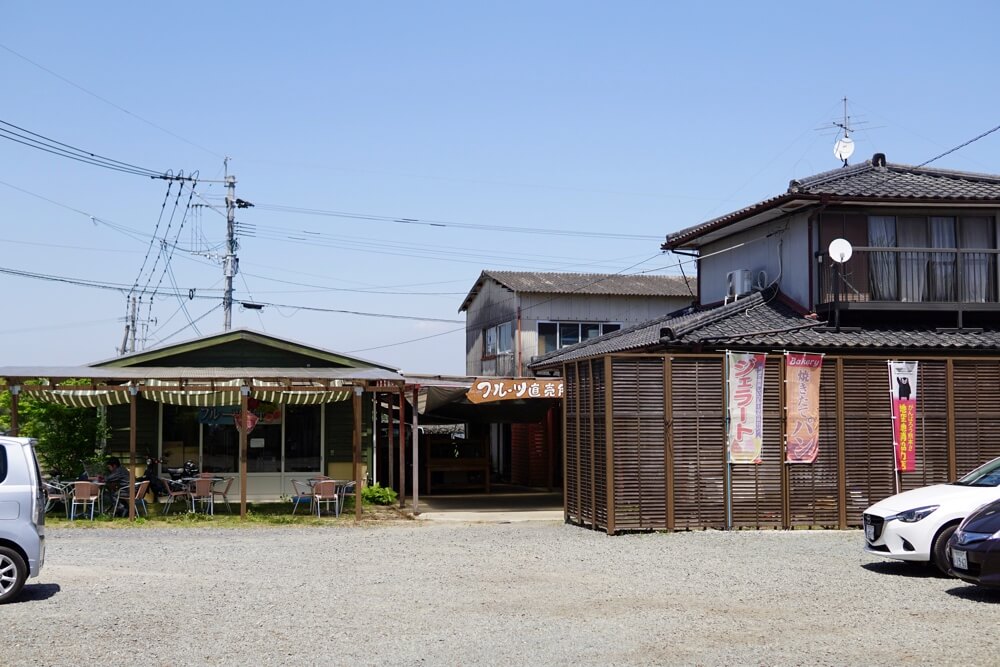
45 500 411 528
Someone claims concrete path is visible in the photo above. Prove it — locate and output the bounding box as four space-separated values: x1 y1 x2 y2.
411 489 563 523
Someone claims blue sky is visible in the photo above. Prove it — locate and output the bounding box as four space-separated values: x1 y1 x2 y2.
3 1 1000 374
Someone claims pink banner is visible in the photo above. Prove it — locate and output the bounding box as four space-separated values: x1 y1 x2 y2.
727 352 766 464
889 361 918 472
785 352 823 463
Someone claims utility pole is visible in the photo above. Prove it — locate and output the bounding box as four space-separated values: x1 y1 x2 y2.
128 296 138 352
223 158 237 331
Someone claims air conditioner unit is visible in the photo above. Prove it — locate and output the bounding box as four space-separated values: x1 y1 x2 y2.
726 269 753 298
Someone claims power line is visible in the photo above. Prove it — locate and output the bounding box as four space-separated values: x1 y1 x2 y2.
915 122 1000 168
0 119 169 178
0 42 223 158
253 202 661 241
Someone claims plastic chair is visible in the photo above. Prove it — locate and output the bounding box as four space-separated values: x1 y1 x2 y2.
212 477 234 514
161 478 190 515
189 478 214 515
311 480 338 517
70 481 100 520
110 480 150 517
290 479 313 515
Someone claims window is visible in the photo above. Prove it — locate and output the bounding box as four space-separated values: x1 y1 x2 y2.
867 215 996 303
537 321 621 354
483 322 513 356
819 212 997 304
0 447 7 484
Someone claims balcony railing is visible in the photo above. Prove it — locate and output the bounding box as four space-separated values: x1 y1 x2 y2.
816 246 999 305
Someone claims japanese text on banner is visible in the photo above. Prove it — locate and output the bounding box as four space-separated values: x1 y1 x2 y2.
785 352 823 463
888 361 918 472
727 352 766 464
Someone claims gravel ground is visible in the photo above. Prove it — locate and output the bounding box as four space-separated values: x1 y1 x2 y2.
4 520 999 666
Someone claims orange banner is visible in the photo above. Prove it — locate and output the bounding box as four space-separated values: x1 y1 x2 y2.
785 352 823 463
466 378 564 404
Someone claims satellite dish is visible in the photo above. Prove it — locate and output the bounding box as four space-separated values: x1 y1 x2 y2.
834 135 855 162
828 238 853 263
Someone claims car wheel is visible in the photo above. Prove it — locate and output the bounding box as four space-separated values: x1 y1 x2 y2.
0 546 28 604
931 523 959 575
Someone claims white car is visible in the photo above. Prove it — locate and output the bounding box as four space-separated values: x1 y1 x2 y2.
0 436 46 603
863 457 1000 573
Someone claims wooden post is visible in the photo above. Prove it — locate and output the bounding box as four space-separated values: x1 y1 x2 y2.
129 386 138 521
411 385 420 515
398 386 406 509
387 392 394 490
665 357 675 531
604 356 615 535
9 385 19 436
946 359 956 480
836 358 847 529
239 384 248 519
780 355 790 530
353 386 363 520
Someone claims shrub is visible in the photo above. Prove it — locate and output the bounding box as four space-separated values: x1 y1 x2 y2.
361 483 397 505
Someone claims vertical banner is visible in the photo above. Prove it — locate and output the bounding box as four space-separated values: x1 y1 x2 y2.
785 352 824 463
726 352 767 464
888 361 918 472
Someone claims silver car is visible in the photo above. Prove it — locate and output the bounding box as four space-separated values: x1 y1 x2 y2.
0 436 46 603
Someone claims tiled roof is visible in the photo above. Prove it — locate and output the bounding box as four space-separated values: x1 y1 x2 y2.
459 270 696 311
665 156 1000 249
530 287 1000 367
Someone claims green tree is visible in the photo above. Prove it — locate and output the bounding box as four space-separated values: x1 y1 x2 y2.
1 389 109 476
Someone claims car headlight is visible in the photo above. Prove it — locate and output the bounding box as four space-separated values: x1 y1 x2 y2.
992 529 1000 540
892 505 939 523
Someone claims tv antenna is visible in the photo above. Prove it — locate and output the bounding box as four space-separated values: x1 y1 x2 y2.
832 97 855 166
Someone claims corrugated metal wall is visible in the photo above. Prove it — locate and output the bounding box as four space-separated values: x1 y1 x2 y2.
563 353 1000 534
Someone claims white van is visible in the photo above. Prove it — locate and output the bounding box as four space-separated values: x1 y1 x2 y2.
0 436 46 603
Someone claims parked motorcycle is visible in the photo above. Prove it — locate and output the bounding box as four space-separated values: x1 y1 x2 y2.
138 455 170 500
164 459 200 482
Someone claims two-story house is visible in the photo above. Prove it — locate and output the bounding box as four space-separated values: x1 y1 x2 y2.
460 269 695 488
532 155 1000 534
460 270 696 376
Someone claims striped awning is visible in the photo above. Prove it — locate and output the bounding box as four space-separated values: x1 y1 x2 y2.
142 378 242 406
251 388 353 404
30 389 130 407
23 379 356 407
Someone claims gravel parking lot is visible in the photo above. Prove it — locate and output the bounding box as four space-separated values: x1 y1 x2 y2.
4 520 999 666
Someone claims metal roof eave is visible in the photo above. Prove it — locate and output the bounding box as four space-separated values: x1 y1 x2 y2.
0 366 405 384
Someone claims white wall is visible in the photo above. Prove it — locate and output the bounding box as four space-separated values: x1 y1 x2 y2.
698 212 811 308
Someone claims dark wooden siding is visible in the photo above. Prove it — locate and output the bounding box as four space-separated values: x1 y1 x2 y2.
563 359 609 530
564 352 1000 534
952 360 1000 475
841 360 895 525
787 360 840 527
564 362 581 524
671 357 726 529
730 355 783 528
901 362 950 491
609 357 666 532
